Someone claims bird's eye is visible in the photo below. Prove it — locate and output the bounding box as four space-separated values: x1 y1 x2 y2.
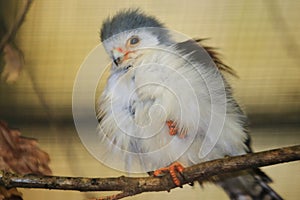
129 36 140 46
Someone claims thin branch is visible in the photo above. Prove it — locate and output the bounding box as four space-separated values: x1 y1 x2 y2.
0 0 33 51
0 145 299 200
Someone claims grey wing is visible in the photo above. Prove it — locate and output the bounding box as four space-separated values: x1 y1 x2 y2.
174 39 237 76
175 39 282 200
174 39 250 150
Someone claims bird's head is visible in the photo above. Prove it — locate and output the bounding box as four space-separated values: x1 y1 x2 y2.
100 9 172 68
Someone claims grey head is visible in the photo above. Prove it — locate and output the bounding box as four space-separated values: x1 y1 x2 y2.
100 9 171 44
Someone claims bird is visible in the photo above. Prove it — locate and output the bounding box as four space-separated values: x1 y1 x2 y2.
97 9 282 200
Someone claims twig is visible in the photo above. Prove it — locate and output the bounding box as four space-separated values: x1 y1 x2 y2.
0 145 299 200
0 0 33 51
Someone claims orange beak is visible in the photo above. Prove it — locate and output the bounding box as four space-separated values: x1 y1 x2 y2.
112 47 131 66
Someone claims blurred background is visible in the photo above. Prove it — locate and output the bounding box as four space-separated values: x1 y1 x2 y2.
0 0 299 199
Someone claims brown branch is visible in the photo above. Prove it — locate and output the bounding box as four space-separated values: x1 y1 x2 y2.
0 0 33 51
0 145 299 200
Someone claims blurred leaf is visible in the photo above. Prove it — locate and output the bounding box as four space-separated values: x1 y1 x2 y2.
1 43 23 84
0 120 52 199
0 121 52 175
0 0 33 84
0 187 22 200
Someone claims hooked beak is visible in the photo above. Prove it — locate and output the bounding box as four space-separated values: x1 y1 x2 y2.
112 48 124 66
112 48 134 66
112 48 130 66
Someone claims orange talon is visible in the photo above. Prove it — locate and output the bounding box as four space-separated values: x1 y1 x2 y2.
166 120 178 136
166 120 188 138
153 162 185 186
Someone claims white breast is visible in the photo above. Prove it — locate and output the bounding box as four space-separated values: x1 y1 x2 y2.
97 45 248 173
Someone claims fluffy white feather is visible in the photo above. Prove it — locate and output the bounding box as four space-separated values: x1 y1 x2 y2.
98 34 248 172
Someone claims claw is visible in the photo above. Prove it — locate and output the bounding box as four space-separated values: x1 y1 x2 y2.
166 120 178 136
166 120 188 138
153 162 185 186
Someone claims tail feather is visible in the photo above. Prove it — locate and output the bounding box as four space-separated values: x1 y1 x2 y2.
215 169 283 200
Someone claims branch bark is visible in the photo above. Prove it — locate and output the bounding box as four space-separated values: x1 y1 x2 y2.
0 145 299 200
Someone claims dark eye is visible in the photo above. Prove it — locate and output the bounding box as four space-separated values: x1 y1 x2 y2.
129 36 140 45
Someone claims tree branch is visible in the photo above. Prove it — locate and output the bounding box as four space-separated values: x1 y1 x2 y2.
0 0 33 51
0 145 299 199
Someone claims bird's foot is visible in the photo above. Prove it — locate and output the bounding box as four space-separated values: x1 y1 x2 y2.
153 162 185 186
166 120 187 138
166 120 178 136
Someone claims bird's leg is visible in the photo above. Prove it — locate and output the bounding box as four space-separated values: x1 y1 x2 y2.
166 120 188 138
153 162 185 186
